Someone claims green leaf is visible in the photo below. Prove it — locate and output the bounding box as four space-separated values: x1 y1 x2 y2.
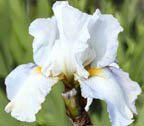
0 52 7 76
37 0 52 17
9 0 31 50
134 94 144 126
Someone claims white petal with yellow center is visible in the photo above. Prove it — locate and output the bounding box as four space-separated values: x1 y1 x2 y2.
78 67 141 126
5 63 58 122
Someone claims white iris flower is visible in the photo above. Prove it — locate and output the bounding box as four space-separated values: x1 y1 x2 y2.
5 1 141 126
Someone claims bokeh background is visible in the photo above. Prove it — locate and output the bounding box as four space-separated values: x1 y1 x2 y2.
0 0 144 126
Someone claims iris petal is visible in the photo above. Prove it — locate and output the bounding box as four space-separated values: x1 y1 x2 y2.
79 67 141 126
88 9 123 68
52 1 96 78
29 17 59 71
5 63 58 122
53 1 90 42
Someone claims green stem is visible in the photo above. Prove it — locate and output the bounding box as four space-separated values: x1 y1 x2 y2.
62 88 91 125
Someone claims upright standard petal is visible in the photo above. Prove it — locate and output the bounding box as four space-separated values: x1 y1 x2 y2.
29 17 59 70
52 1 96 79
5 63 58 122
52 1 90 42
79 67 141 126
88 9 123 68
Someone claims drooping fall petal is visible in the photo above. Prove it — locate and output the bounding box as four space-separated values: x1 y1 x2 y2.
5 63 58 122
79 67 141 126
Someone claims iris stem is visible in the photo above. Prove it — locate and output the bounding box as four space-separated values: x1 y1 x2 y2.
62 87 91 125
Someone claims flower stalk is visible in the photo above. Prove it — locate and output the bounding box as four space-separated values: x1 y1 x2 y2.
62 87 91 125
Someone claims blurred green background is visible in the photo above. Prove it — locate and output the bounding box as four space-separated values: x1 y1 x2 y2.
0 0 144 126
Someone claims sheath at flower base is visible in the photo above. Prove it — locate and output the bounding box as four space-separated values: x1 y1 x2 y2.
5 1 141 126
